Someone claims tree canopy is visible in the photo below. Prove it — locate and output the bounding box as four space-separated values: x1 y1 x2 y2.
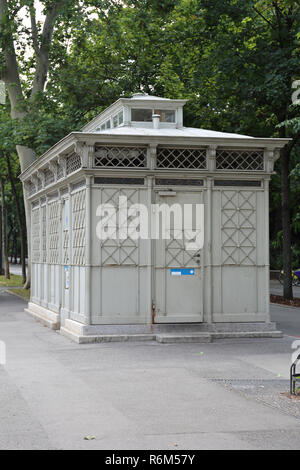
0 0 300 294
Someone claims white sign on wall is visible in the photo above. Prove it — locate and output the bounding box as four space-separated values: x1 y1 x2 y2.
65 266 70 290
64 199 69 229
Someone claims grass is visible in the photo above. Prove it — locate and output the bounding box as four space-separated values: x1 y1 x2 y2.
0 274 24 287
8 288 30 301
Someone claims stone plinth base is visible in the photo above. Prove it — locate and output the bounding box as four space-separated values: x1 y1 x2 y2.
25 302 60 330
60 318 282 344
24 302 282 343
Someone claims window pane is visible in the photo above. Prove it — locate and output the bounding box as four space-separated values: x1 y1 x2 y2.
106 120 111 129
118 110 123 125
154 110 176 123
113 114 118 127
131 108 153 122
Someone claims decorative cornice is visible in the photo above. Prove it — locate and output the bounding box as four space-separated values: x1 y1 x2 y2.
49 161 58 180
19 131 290 183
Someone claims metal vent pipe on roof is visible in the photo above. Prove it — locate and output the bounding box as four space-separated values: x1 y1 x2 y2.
152 114 160 129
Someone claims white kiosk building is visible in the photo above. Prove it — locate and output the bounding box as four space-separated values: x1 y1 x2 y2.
20 94 288 343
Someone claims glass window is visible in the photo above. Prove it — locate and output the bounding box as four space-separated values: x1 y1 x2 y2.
113 114 118 127
154 110 176 123
100 124 106 131
118 110 124 125
131 108 153 122
105 120 111 129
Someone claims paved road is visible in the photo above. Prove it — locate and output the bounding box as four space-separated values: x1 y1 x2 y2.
0 291 300 450
270 280 300 298
271 303 300 338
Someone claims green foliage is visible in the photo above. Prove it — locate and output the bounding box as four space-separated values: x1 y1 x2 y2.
1 0 300 269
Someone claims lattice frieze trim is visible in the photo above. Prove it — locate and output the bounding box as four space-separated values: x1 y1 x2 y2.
156 147 206 169
94 146 147 168
216 149 264 171
66 153 81 175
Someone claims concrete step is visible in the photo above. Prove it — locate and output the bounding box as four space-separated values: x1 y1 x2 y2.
60 325 283 344
60 327 156 344
156 333 212 343
211 331 283 339
25 305 60 330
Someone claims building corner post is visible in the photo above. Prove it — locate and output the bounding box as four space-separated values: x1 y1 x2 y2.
206 177 213 324
264 178 271 321
85 175 92 325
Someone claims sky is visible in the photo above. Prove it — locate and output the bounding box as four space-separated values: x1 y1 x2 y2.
21 0 44 26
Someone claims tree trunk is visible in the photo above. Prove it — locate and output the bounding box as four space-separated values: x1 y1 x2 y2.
7 226 13 263
5 153 27 285
0 174 10 279
9 228 15 263
14 147 34 288
13 234 17 264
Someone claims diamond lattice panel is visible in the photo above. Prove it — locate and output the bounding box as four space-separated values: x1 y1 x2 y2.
216 150 264 171
94 146 147 168
100 188 139 265
156 148 206 169
48 202 60 264
72 190 86 265
32 208 40 263
165 232 200 268
221 191 256 265
41 205 47 263
66 153 81 175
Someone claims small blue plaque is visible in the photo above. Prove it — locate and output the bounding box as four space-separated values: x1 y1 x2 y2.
170 268 195 276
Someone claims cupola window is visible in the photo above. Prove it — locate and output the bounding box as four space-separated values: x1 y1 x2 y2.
155 110 175 123
131 108 176 123
131 108 153 122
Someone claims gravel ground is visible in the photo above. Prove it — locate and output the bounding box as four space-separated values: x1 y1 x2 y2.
211 378 300 420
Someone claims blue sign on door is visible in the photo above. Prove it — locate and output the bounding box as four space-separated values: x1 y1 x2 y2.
170 268 195 276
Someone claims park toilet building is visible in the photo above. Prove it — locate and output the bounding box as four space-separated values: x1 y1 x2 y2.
20 94 289 343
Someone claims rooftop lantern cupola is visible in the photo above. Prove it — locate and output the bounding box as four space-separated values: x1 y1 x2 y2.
82 93 187 132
